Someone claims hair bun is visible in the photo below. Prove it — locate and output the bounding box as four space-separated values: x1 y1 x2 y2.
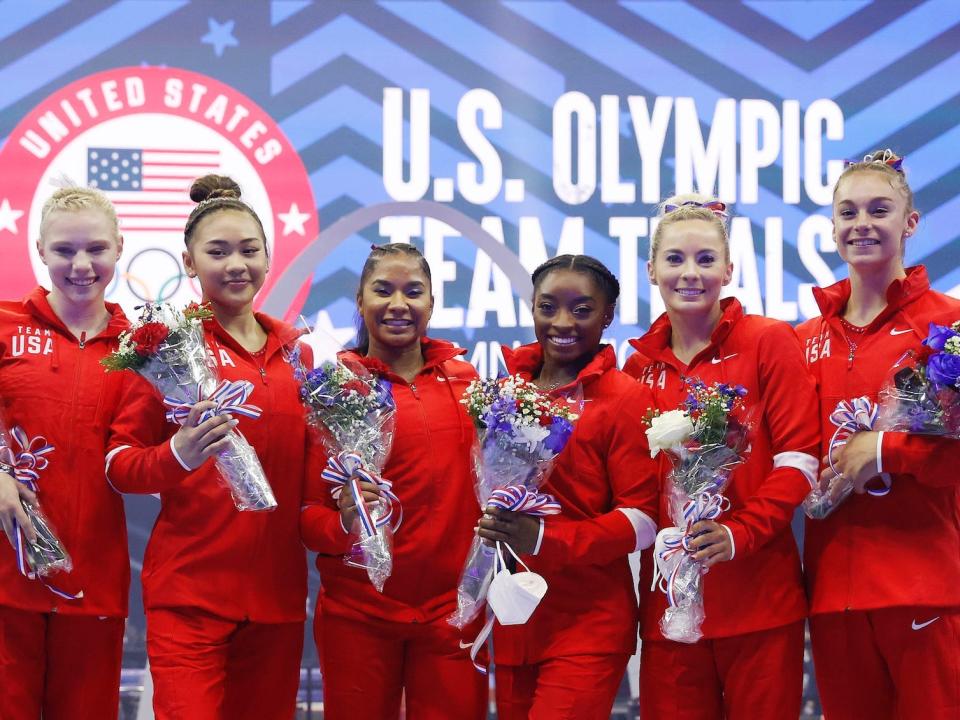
189 174 242 204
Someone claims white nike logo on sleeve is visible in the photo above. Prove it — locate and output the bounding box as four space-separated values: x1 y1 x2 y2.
911 616 940 630
890 328 913 336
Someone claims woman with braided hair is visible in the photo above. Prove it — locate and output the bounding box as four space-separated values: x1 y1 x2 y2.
478 253 659 720
797 150 960 719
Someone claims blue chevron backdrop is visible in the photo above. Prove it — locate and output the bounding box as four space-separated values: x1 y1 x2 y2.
1 0 957 713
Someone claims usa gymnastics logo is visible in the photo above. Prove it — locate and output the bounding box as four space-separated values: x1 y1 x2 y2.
0 66 317 317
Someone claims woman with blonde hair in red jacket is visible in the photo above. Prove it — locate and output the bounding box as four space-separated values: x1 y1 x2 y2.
0 186 130 720
623 194 820 720
105 174 313 720
301 242 487 720
797 150 960 719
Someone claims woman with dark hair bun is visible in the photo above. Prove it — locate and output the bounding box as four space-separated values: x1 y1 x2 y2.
105 174 314 719
301 243 487 720
478 254 659 720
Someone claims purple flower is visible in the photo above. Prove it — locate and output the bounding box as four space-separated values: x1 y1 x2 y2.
544 416 574 454
923 323 958 351
926 352 960 388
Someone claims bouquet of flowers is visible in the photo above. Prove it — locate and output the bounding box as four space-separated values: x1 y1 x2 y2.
0 419 81 599
646 379 752 643
449 375 580 629
805 320 960 519
291 348 398 592
877 321 960 435
102 303 275 512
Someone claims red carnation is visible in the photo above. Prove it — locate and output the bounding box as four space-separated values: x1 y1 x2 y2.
131 322 170 356
343 379 371 396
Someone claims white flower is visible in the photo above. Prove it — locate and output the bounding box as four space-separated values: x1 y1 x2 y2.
518 424 549 444
646 409 694 458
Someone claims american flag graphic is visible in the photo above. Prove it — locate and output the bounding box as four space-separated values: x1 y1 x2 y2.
86 147 220 233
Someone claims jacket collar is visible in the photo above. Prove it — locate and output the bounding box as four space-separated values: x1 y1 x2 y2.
24 286 128 341
812 265 931 333
502 342 616 391
205 311 306 361
340 337 467 381
628 297 743 367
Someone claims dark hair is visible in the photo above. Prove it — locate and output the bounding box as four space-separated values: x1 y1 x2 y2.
183 174 267 247
531 254 620 306
354 243 433 355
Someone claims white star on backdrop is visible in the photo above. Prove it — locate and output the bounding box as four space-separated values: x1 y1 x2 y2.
0 199 24 234
299 310 356 366
278 202 311 236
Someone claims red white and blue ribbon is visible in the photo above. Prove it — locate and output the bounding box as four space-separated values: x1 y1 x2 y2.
321 451 401 538
485 485 561 517
828 397 890 497
653 492 730 608
163 379 263 426
1 428 81 600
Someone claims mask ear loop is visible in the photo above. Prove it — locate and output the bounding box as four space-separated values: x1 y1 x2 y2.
496 540 532 574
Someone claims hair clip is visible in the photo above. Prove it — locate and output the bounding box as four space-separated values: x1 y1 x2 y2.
843 149 904 174
663 199 728 218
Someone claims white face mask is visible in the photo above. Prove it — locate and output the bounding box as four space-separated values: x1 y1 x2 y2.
486 541 548 626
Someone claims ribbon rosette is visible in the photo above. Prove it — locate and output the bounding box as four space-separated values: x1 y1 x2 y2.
804 397 891 520
652 492 728 643
0 428 81 600
163 379 263 425
321 451 402 538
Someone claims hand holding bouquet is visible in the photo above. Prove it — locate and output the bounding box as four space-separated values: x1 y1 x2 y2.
646 379 752 643
449 375 580 629
293 350 398 592
805 320 960 519
0 420 81 599
102 303 275 512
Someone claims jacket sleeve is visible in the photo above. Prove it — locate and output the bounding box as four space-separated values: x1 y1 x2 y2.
723 322 820 558
880 432 960 487
104 372 193 494
535 381 659 569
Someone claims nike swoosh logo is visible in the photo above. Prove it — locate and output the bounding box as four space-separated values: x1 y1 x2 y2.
912 616 940 630
710 353 738 364
890 328 913 336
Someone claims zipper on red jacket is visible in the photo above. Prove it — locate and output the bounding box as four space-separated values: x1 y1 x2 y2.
408 381 419 398
258 365 267 384
79 331 86 349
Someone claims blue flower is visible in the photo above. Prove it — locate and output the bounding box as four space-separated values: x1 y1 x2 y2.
923 323 958 351
927 352 960 388
544 416 574 454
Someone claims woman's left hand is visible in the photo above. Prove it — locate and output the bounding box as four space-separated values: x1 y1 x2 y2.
688 520 733 568
477 507 540 555
830 431 881 494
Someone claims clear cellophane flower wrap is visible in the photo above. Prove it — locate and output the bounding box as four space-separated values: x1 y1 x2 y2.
804 321 960 520
102 303 276 512
0 418 82 599
290 347 398 592
646 380 753 644
449 376 582 630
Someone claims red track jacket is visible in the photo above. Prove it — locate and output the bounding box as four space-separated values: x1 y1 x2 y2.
0 287 130 616
624 298 819 640
493 343 659 664
106 313 311 622
301 337 481 624
797 266 960 614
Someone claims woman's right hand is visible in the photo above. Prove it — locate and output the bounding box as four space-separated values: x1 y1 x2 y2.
172 401 238 470
337 479 381 530
0 470 35 548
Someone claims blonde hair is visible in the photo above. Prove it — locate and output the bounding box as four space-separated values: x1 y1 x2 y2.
833 149 915 214
39 186 120 240
651 192 730 262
